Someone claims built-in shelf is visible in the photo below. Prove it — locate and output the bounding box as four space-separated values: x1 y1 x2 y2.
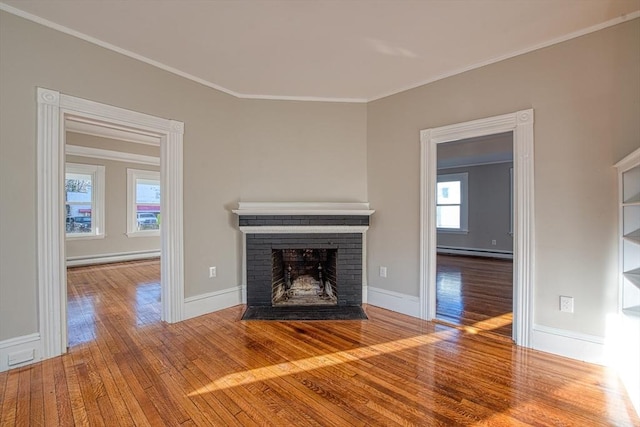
624 194 640 205
622 305 640 317
616 148 640 317
624 229 640 245
624 270 640 289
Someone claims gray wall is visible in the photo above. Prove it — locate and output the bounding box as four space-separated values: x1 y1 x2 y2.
437 162 513 252
65 133 161 259
0 11 367 341
367 18 640 337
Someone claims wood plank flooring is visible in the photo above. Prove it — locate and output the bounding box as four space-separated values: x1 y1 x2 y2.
437 255 513 338
1 260 638 426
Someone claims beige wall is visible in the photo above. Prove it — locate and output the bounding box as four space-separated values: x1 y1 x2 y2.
0 11 368 340
367 19 640 337
65 133 161 259
1 9 638 344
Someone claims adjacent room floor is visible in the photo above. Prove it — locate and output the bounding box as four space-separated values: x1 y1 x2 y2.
436 254 513 339
0 260 637 426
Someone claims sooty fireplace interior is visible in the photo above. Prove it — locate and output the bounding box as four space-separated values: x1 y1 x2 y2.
272 249 338 306
234 202 374 320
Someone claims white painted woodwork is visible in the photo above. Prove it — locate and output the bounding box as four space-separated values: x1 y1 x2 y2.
233 202 374 216
66 144 160 166
420 109 535 348
37 88 184 361
66 118 161 146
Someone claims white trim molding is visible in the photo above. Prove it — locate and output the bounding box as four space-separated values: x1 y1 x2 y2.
184 287 243 320
367 287 420 318
37 87 184 361
0 333 42 372
233 202 374 216
531 324 606 365
66 117 161 146
126 168 161 237
420 109 535 348
66 145 160 166
65 162 106 239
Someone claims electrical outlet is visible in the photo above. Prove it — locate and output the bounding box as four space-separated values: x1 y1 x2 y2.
560 296 574 313
209 266 217 278
379 266 387 278
491 239 497 245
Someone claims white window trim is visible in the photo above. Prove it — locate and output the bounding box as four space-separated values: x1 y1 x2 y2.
127 168 161 237
436 172 468 233
65 163 105 240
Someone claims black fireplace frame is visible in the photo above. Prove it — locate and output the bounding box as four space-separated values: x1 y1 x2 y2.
240 215 370 308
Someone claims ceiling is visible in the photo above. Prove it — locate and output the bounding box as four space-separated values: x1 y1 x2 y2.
2 0 639 102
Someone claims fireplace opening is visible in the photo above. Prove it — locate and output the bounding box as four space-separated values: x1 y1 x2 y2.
272 249 338 306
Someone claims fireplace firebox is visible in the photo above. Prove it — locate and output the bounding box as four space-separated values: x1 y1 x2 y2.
272 249 338 306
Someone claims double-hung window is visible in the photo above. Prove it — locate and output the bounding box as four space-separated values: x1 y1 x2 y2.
65 163 105 239
436 172 468 233
127 169 161 237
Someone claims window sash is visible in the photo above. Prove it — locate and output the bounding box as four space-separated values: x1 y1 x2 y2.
65 163 105 239
436 172 468 232
127 168 161 237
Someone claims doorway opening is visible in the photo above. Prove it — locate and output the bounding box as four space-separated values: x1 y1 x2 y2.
36 88 184 359
435 133 514 339
420 109 534 347
64 124 163 346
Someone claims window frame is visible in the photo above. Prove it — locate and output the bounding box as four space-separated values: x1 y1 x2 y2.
127 168 161 237
436 172 469 233
65 163 105 240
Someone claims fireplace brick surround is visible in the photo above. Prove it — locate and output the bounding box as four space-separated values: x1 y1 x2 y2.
234 203 374 317
246 232 363 306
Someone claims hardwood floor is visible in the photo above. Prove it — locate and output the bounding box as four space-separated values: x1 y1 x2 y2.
437 255 513 339
1 260 638 426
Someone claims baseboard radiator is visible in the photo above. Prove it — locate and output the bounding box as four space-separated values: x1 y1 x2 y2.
437 246 513 260
66 250 160 267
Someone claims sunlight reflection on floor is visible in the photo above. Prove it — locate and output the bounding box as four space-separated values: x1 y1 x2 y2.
189 312 516 396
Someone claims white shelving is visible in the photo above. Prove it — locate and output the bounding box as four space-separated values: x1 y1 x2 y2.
616 148 640 316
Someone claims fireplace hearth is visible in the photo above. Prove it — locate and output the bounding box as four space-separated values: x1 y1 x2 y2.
234 202 374 320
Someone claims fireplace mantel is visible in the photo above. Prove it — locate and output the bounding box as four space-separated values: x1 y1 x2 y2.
232 202 374 217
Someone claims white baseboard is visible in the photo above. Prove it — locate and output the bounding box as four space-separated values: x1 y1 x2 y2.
367 287 420 318
184 286 243 320
66 250 160 267
531 324 606 365
0 333 42 372
437 246 513 260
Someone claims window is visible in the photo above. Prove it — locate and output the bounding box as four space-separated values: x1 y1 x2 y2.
65 163 105 239
127 169 160 237
436 172 468 232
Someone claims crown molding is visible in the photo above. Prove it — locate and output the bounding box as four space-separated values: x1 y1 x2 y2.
368 11 640 101
3 3 638 103
66 144 160 166
66 119 161 146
